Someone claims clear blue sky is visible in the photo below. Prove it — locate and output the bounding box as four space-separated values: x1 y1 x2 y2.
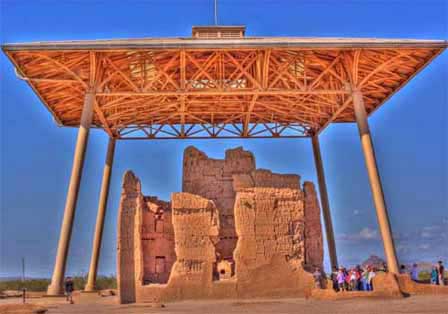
1 0 447 278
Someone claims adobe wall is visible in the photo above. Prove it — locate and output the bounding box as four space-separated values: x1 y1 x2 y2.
118 146 324 303
396 274 448 295
117 172 177 303
303 182 324 269
135 187 315 303
140 197 175 284
163 193 220 299
117 171 142 304
233 187 314 298
182 146 255 260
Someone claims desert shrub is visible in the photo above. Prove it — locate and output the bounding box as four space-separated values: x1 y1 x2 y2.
95 275 117 290
0 279 50 292
418 271 431 282
0 275 116 292
73 276 87 290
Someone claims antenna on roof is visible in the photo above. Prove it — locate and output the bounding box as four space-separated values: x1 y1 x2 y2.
214 0 218 25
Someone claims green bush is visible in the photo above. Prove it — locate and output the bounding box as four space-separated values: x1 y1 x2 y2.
0 275 116 292
95 275 117 290
418 271 431 282
0 279 50 292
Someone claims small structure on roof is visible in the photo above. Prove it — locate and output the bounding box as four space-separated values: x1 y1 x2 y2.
192 25 245 38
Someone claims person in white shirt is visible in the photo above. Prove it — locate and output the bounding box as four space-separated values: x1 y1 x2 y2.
368 268 376 291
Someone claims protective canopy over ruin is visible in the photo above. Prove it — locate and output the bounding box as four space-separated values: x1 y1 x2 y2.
2 35 446 139
117 146 322 303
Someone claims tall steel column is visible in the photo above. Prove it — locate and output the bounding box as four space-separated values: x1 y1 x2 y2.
85 138 116 291
311 135 338 270
352 88 399 274
47 90 95 295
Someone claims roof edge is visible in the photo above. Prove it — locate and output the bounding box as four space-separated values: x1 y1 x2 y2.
2 38 447 51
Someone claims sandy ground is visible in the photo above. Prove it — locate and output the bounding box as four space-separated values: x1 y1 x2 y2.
1 294 448 314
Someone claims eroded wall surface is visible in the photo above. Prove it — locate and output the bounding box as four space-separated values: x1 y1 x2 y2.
118 146 324 303
233 187 305 274
117 171 141 304
182 146 255 259
160 193 220 299
232 187 314 297
303 182 324 269
140 197 175 284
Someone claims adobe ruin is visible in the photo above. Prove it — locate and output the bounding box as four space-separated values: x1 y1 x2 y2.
117 146 323 303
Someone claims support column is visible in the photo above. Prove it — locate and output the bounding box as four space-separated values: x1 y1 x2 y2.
311 135 338 270
352 88 399 274
84 138 116 292
47 90 95 295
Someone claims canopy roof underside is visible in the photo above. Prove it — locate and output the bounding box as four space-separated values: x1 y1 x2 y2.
3 37 447 139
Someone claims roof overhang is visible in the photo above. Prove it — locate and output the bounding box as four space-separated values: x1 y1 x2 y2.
3 37 446 50
2 37 447 139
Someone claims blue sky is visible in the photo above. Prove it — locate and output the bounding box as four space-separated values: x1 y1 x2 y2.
1 0 447 278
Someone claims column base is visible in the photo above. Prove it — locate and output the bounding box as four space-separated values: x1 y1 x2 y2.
83 285 97 293
46 283 64 296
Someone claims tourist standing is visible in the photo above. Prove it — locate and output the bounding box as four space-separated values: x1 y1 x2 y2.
331 267 339 291
362 267 370 291
367 268 376 291
399 264 406 274
64 276 74 304
410 263 419 282
337 268 346 292
344 268 350 291
356 265 363 291
431 266 439 285
349 268 358 291
313 267 322 289
438 261 445 286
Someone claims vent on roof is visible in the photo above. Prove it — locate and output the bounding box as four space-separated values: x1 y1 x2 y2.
192 26 245 39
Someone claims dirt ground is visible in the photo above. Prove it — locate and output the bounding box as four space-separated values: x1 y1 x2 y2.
1 294 448 314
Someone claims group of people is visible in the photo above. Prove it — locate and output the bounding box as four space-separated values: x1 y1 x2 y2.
313 260 446 292
431 261 445 285
331 265 377 292
312 265 379 292
408 261 445 286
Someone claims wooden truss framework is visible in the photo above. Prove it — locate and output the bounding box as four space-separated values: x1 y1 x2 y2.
3 41 446 139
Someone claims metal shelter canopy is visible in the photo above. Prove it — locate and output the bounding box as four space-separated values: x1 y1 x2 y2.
2 34 447 140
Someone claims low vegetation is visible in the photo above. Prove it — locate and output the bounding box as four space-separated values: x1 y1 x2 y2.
0 275 116 292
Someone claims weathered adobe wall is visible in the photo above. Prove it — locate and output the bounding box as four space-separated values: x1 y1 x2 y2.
136 177 317 302
303 182 324 269
164 193 220 299
117 171 177 303
182 146 255 260
136 189 314 303
117 171 142 304
233 187 314 298
119 146 324 303
233 169 323 270
136 192 238 302
396 274 448 295
182 146 323 268
140 197 175 284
